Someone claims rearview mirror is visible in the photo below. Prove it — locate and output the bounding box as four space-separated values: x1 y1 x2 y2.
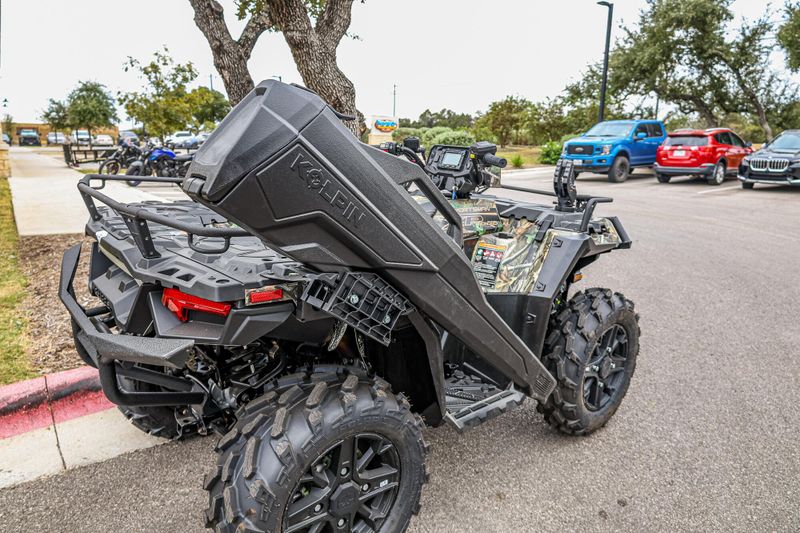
745 141 753 148
635 132 647 140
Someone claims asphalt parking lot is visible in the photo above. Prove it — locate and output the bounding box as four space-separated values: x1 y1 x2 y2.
1 169 798 532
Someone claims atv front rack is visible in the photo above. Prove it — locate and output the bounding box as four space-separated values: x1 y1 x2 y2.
78 174 251 257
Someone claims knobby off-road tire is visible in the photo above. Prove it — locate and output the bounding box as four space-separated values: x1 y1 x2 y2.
117 372 182 439
608 156 630 183
538 288 640 435
205 367 429 533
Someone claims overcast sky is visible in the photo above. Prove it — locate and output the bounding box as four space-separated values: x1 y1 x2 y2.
0 0 774 125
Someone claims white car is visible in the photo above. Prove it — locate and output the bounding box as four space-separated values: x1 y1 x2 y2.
92 134 114 146
167 131 193 146
71 130 91 145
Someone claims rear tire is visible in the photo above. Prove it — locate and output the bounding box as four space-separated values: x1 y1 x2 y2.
656 173 671 183
538 288 640 435
608 156 630 183
117 371 182 439
205 367 429 533
708 161 726 185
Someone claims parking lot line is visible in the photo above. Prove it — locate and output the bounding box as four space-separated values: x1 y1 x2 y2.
696 184 741 195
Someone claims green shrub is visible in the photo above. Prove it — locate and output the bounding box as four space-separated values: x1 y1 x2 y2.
510 154 525 168
421 126 453 146
538 141 563 164
393 127 425 142
430 129 476 146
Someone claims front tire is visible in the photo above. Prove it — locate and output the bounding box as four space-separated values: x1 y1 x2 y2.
99 158 121 175
608 156 630 183
708 161 726 185
125 165 143 187
206 367 429 533
538 288 640 435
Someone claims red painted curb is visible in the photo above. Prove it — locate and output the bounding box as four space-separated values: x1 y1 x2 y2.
0 367 114 439
0 366 101 416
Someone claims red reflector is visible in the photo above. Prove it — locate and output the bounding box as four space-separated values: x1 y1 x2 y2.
246 286 284 305
161 287 231 322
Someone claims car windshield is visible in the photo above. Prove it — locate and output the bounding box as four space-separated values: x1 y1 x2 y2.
584 122 633 137
768 132 800 151
665 135 707 147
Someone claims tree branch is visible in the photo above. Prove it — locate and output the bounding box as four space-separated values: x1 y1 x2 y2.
189 0 236 49
266 0 315 48
316 0 355 48
238 8 274 55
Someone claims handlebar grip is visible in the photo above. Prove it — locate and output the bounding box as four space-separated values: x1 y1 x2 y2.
483 153 507 168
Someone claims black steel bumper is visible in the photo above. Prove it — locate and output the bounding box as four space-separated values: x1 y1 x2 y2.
59 244 205 406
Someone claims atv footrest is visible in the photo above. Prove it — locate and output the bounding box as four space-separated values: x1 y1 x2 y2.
443 373 525 432
302 272 414 346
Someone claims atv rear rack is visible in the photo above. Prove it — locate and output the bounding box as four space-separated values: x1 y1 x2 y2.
78 174 250 257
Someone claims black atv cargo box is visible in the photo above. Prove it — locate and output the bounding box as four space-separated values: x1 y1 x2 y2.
184 80 556 399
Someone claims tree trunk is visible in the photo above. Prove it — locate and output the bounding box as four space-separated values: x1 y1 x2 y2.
267 0 363 137
189 0 272 106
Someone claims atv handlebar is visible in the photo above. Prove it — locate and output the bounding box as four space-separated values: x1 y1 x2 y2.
482 153 507 168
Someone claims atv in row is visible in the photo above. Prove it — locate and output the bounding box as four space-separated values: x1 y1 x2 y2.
61 80 640 532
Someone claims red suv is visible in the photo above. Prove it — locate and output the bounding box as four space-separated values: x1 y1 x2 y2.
655 128 753 185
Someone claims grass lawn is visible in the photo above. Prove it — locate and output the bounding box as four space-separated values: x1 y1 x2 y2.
0 177 33 384
496 146 546 169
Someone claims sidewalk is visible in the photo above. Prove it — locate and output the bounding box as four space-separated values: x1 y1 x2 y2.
7 147 164 235
0 367 164 489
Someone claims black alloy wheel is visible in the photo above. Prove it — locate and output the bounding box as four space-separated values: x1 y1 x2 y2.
285 433 400 532
582 324 629 411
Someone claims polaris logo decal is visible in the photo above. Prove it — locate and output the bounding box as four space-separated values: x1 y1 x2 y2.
290 152 367 227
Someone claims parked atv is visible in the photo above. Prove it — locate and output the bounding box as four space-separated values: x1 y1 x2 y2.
60 81 639 532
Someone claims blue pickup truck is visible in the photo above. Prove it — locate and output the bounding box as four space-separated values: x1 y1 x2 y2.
562 119 666 182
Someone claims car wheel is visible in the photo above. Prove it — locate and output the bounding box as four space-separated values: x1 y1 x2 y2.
608 156 630 183
656 173 671 183
708 161 726 185
742 181 754 190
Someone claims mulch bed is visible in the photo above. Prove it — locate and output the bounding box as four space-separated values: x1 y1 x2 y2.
19 234 98 374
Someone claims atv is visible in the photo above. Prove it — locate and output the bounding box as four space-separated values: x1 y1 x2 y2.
60 80 639 532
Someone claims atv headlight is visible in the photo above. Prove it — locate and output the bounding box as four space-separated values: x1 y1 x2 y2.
601 145 612 155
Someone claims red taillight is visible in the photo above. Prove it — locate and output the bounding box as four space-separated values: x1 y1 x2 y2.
245 286 285 306
161 288 231 322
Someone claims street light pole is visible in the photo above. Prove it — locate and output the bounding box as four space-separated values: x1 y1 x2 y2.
392 84 397 117
597 1 614 123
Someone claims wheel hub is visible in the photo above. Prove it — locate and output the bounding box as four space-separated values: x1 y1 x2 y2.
329 483 360 518
599 357 613 379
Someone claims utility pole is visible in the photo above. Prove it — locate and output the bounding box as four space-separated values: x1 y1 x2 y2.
392 84 397 117
209 74 213 91
597 1 614 123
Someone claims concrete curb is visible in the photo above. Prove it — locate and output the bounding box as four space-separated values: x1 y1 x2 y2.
0 366 101 417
